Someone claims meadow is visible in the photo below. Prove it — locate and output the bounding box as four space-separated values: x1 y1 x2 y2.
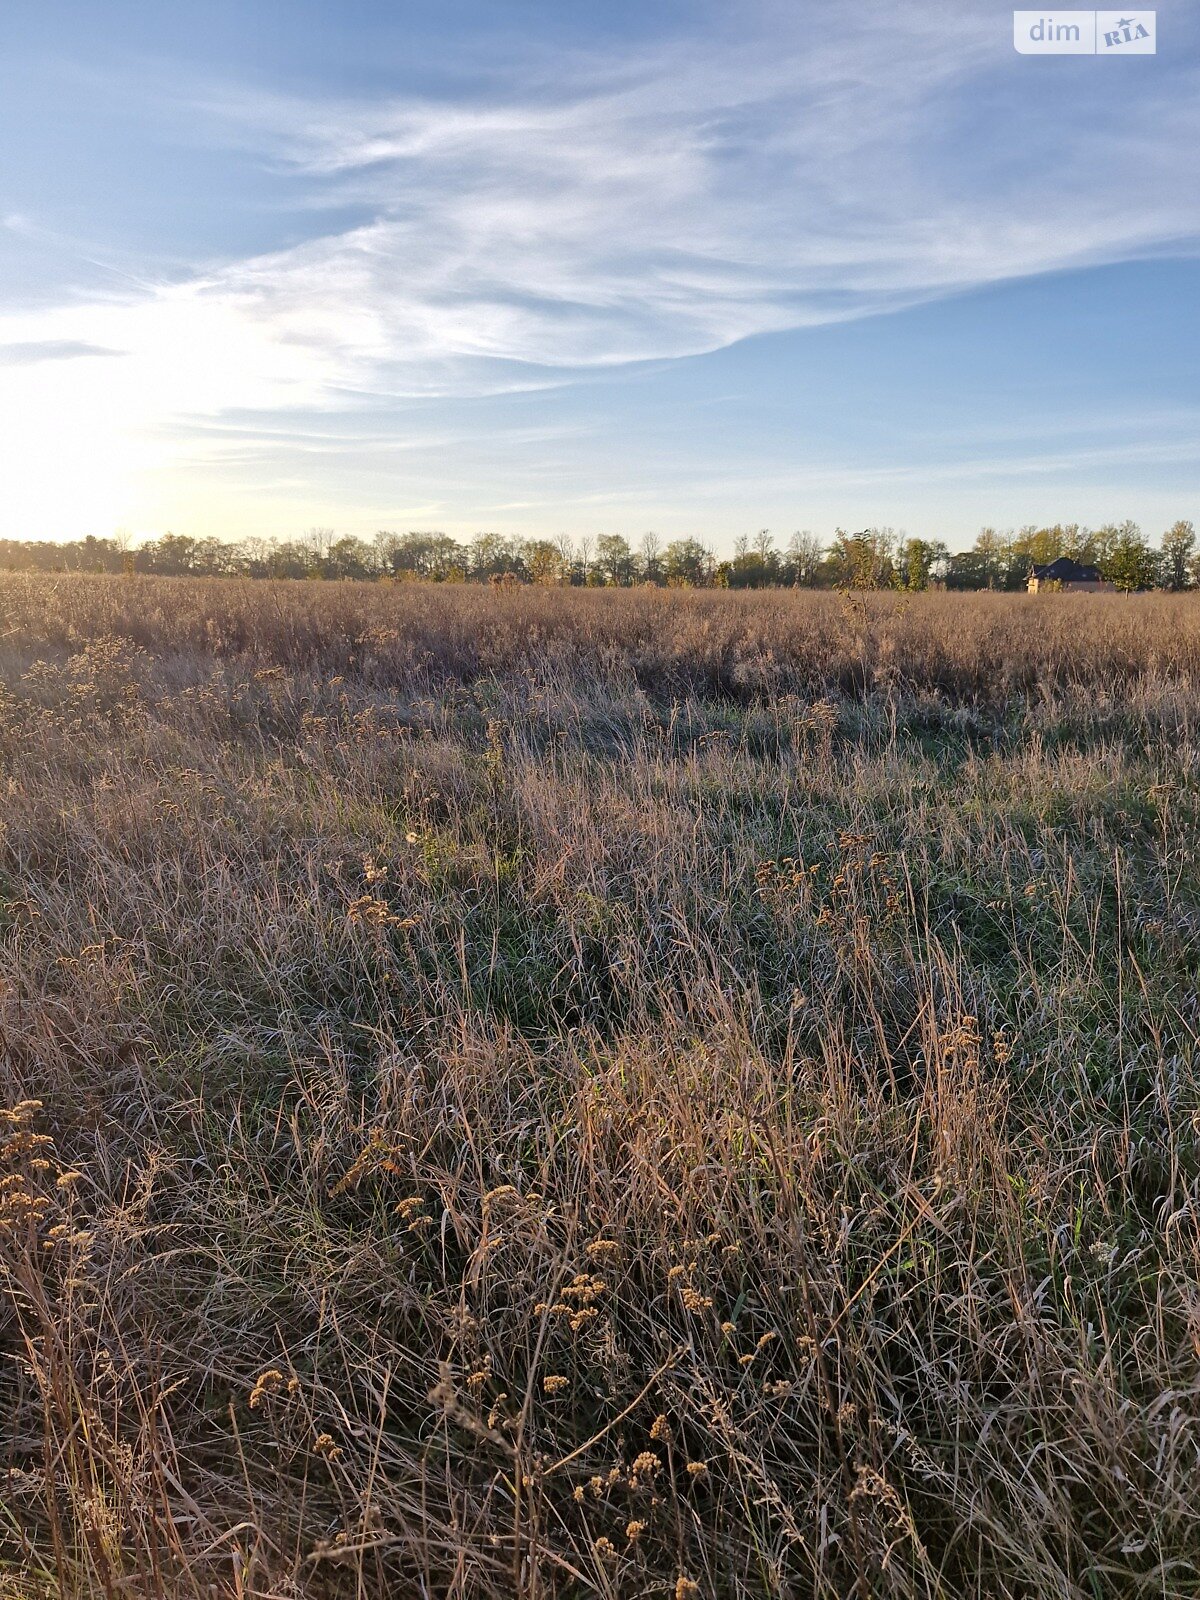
1 575 1199 1599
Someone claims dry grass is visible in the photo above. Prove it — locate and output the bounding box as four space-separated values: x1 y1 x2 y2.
1 575 1198 1599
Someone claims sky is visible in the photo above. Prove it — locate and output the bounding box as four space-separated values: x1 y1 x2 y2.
0 0 1197 554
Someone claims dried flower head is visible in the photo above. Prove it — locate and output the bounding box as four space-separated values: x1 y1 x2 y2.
248 1369 284 1409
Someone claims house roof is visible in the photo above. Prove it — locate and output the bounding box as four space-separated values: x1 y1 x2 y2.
1031 557 1102 582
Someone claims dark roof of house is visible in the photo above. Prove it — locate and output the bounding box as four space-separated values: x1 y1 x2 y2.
1031 557 1102 582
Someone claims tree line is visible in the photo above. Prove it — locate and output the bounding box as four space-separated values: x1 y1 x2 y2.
1 519 1195 590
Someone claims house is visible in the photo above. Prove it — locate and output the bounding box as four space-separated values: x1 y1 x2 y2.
1027 557 1114 593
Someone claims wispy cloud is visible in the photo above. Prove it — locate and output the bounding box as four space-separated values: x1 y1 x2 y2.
0 339 122 365
1 0 1198 536
178 4 1199 384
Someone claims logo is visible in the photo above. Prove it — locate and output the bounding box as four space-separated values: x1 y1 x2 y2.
1014 10 1094 50
1096 11 1155 50
1014 9 1155 52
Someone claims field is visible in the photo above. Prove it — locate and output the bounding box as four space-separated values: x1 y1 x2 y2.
1 575 1199 1600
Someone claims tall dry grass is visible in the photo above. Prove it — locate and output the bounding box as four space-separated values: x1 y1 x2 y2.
1 575 1198 1598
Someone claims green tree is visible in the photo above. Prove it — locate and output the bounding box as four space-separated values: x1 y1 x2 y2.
1008 525 1059 583
596 534 634 586
377 531 466 581
1160 520 1195 591
724 530 782 588
897 537 949 591
136 532 197 575
945 549 992 590
466 533 521 581
973 527 1009 589
826 528 897 589
325 537 374 580
1101 522 1157 591
663 538 712 587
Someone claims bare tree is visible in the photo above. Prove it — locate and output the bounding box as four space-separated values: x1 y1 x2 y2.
302 526 335 569
576 534 595 582
787 531 823 586
639 531 663 584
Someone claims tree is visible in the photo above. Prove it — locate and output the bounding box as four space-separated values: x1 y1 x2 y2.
722 530 781 588
638 532 663 585
897 537 949 591
422 533 465 581
973 527 1008 589
64 534 126 574
945 549 993 590
136 532 197 575
555 534 580 583
1009 524 1065 579
1060 524 1095 564
1101 521 1156 591
376 531 465 581
786 531 823 587
575 535 597 585
325 537 374 580
596 534 634 586
523 539 568 584
269 540 313 579
1160 520 1195 591
240 536 280 578
466 533 521 582
302 527 335 574
1085 523 1121 572
190 536 239 576
663 538 712 587
826 528 897 589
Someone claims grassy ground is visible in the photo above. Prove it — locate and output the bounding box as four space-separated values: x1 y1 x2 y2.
1 575 1199 1599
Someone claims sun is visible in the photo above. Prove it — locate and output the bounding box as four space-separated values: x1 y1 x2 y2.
0 352 148 540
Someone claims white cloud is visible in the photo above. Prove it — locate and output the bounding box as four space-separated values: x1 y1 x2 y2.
1 0 1198 536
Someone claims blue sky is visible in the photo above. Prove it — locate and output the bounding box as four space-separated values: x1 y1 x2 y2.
0 0 1197 551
